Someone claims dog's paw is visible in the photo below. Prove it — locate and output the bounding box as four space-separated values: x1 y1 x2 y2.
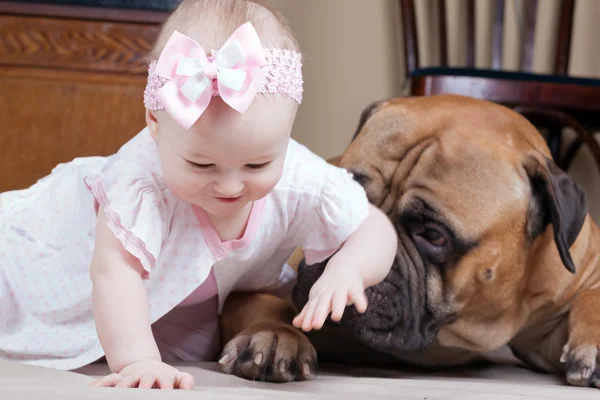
218 322 318 383
561 343 600 387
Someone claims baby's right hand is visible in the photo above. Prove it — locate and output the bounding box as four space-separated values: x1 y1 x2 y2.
91 359 195 390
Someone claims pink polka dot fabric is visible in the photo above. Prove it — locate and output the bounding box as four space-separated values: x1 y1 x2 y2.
0 128 369 370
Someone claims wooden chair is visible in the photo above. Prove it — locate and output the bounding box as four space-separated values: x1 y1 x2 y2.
399 0 600 174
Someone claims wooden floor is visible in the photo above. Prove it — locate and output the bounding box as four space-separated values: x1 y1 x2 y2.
1 357 598 400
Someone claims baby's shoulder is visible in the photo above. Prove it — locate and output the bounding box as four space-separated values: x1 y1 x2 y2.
266 140 368 247
99 128 166 190
271 138 360 213
274 138 331 195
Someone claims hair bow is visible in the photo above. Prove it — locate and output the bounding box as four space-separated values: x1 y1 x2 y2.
155 22 266 129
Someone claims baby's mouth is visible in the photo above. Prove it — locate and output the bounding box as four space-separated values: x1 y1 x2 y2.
215 196 242 204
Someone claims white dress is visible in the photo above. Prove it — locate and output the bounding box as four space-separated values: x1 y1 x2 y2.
0 128 369 370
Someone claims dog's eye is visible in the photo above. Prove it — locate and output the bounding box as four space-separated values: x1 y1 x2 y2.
409 224 453 265
350 172 370 187
419 228 446 246
412 225 447 247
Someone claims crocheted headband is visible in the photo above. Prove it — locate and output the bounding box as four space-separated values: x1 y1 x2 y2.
143 21 303 129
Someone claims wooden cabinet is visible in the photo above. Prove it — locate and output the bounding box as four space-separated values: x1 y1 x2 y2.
0 1 167 191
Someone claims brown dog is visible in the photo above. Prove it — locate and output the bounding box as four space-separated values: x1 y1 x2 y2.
218 95 600 388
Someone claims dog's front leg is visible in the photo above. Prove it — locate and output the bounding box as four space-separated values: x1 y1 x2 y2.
562 289 600 387
218 292 317 382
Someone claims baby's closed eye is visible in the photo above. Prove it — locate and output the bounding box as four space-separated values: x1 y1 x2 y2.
245 161 272 170
187 161 215 170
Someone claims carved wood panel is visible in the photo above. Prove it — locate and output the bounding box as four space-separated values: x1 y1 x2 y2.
0 15 159 74
0 12 162 191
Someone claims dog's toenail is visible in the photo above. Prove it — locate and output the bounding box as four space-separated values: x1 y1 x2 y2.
218 354 232 365
302 362 311 376
278 360 287 372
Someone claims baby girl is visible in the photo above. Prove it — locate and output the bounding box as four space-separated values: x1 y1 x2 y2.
0 0 397 390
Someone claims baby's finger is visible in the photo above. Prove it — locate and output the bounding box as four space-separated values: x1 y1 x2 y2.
138 373 156 389
301 299 319 332
90 373 122 388
115 374 141 388
351 288 368 313
174 371 195 390
292 305 308 328
330 291 347 322
156 375 174 390
311 295 333 330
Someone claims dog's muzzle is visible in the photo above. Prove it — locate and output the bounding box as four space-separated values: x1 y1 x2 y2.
292 232 457 356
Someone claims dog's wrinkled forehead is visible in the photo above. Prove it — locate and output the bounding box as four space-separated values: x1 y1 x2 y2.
341 95 543 237
346 95 547 162
406 140 530 236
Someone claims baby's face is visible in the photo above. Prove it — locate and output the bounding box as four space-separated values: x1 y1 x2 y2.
148 95 296 218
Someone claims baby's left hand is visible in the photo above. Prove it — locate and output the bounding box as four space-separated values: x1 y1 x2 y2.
292 266 368 332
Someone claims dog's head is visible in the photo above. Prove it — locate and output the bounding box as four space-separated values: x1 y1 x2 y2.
293 95 588 357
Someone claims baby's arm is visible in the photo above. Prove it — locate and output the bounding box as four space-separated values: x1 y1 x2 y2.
90 206 159 371
293 203 397 331
90 206 193 389
328 203 398 287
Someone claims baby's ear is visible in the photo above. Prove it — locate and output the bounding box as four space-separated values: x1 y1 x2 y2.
146 110 159 141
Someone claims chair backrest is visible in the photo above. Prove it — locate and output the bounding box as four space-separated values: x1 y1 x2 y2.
399 0 576 75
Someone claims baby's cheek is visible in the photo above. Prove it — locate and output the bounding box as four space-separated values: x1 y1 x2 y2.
163 169 192 199
251 170 282 197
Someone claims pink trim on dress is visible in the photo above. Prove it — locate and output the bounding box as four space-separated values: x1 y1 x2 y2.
192 198 266 261
85 176 154 278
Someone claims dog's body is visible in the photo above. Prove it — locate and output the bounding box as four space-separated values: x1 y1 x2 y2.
218 95 600 388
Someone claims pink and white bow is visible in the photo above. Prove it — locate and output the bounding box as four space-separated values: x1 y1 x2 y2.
144 22 303 129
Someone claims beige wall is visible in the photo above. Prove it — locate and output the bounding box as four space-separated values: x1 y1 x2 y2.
269 0 402 159
269 0 599 221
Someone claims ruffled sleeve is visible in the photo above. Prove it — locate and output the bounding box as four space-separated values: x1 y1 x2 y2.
300 166 370 265
84 160 167 279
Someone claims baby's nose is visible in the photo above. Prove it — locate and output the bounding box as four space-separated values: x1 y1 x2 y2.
215 179 244 196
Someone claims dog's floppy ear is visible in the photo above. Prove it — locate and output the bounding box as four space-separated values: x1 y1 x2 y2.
352 100 388 141
523 154 588 273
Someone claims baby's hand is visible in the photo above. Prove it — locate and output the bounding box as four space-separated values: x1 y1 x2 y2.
90 359 194 390
292 266 368 332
